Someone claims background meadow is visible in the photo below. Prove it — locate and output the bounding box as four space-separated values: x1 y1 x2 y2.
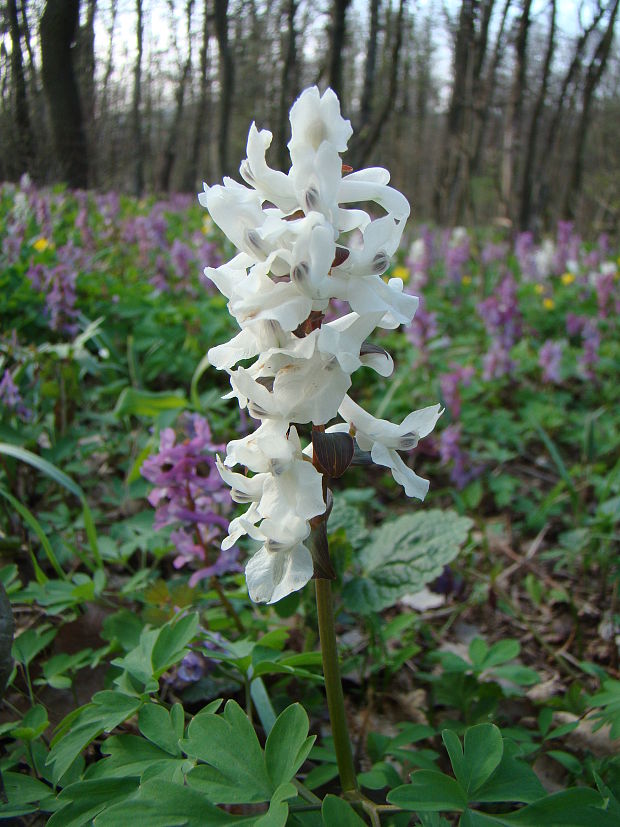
0 178 619 824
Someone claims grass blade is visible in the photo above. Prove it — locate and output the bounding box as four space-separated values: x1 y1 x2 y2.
0 443 102 570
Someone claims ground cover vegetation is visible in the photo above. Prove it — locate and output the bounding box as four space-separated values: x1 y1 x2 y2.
0 159 619 825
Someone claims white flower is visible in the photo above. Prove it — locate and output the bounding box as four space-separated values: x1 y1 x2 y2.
240 123 298 213
246 541 314 604
288 86 353 160
338 396 443 499
199 85 439 604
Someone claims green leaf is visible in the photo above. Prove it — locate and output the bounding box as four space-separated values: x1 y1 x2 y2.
0 487 67 580
327 500 369 550
0 443 102 569
93 778 252 826
590 679 620 738
0 771 55 818
442 729 465 788
473 748 545 804
479 640 520 670
86 734 184 780
183 700 272 803
484 787 615 826
321 794 367 825
12 704 49 741
529 422 578 505
111 626 159 688
469 638 489 668
265 704 315 788
343 510 472 613
139 703 182 756
47 691 142 783
47 778 138 827
463 724 504 794
387 771 468 811
12 627 57 667
546 750 582 775
151 612 199 677
358 761 403 790
114 387 188 418
190 352 213 409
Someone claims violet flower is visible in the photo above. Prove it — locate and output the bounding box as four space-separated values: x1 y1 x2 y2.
440 364 475 419
538 340 563 384
141 413 238 586
477 274 521 380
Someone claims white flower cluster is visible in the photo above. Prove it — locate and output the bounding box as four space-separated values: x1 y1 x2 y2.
200 87 441 604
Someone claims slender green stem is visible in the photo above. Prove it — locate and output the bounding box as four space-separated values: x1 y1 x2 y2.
315 577 358 794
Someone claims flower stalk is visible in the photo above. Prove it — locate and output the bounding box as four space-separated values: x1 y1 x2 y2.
315 576 358 793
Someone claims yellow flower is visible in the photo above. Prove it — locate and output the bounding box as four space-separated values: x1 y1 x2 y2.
561 272 575 285
33 237 51 252
534 284 544 295
202 216 214 235
543 297 555 310
461 275 472 286
392 264 410 283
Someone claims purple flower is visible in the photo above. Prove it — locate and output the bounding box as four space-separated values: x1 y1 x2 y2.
177 651 206 683
442 228 470 282
440 364 474 418
579 320 600 380
405 296 438 354
439 424 478 490
539 340 563 384
514 231 536 279
594 269 616 318
566 313 586 337
553 221 580 275
141 414 237 583
0 368 30 420
0 370 20 409
170 239 195 280
481 241 508 266
478 275 521 380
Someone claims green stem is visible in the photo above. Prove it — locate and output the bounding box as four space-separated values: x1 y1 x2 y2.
315 577 358 794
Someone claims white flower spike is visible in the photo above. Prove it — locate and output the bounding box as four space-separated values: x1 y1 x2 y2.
200 86 440 603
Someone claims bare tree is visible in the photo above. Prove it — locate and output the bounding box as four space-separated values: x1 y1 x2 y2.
185 0 211 189
518 0 555 230
350 0 407 168
40 0 89 188
160 0 195 191
131 0 145 196
328 0 352 100
563 0 619 218
434 0 481 225
500 0 533 223
276 0 299 171
8 0 35 175
214 0 235 177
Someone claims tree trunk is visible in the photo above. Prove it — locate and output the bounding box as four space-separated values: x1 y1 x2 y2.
214 0 235 177
160 0 194 191
500 0 532 224
518 0 555 231
433 0 476 224
359 0 381 131
79 0 97 184
563 0 619 219
534 3 606 225
132 0 144 196
328 0 352 100
351 0 406 167
40 0 89 188
8 0 35 176
185 0 211 190
276 0 299 171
